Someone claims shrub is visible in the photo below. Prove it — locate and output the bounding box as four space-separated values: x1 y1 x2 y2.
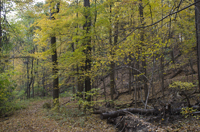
0 70 16 116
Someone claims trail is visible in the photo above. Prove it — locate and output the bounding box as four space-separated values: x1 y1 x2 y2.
0 98 70 132
0 97 115 132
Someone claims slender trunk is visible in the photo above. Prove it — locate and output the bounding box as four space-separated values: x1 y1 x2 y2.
42 68 45 97
72 42 75 94
110 62 115 100
26 58 30 99
102 68 107 101
128 53 132 94
31 58 34 98
139 0 147 101
135 58 139 107
0 0 2 72
37 59 40 96
195 0 200 92
109 4 114 101
75 0 83 97
161 55 164 95
77 65 84 98
161 0 164 96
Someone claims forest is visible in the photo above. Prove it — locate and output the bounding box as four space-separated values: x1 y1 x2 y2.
0 0 200 131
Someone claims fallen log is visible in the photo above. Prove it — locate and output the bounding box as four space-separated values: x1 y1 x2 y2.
107 115 165 132
101 108 158 119
101 105 200 119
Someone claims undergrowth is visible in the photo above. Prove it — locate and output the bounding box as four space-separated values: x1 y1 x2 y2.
44 106 87 127
0 99 29 117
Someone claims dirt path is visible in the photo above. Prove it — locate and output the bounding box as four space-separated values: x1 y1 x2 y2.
0 98 67 132
0 97 115 132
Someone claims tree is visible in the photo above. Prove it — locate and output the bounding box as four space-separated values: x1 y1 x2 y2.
195 0 200 92
50 0 60 106
83 0 92 101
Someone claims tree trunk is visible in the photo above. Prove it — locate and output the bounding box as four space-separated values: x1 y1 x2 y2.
195 0 200 92
110 61 115 101
31 58 34 98
161 55 164 95
42 69 45 97
26 58 30 99
139 0 148 101
77 65 83 98
160 0 165 96
50 1 60 106
71 42 75 94
0 0 2 72
75 1 83 98
128 54 132 94
83 0 92 102
37 59 40 96
109 4 115 101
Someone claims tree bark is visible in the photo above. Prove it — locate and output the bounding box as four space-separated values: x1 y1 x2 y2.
71 42 75 94
128 54 132 94
109 4 114 101
42 69 45 97
26 58 30 99
195 0 200 92
50 1 60 106
139 0 148 101
0 0 2 72
161 0 165 96
83 0 92 101
31 58 34 98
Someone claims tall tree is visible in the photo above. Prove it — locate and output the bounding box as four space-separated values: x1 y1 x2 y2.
195 0 200 92
109 3 114 101
83 0 92 101
160 0 165 96
139 0 148 101
50 0 60 106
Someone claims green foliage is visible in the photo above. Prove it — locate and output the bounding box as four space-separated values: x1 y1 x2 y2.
181 107 197 118
12 90 26 99
0 99 29 117
0 70 17 116
60 91 73 98
70 88 103 113
52 98 60 111
169 81 196 90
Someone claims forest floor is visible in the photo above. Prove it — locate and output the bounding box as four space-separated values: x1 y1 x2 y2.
0 95 200 132
0 97 115 132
